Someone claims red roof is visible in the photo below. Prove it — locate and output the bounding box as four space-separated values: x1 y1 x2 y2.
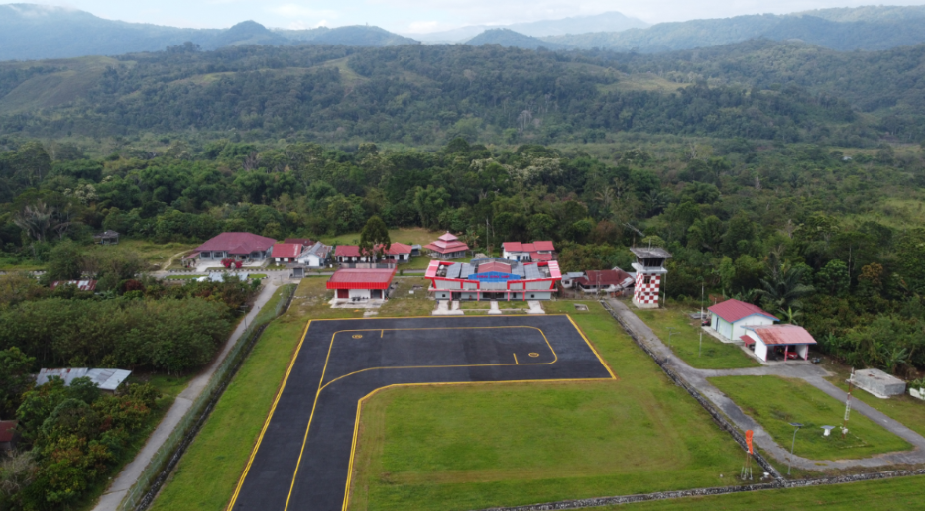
530 252 554 261
335 245 362 258
437 232 459 242
479 261 512 273
424 233 469 254
326 268 396 290
272 243 303 259
285 238 313 246
751 325 817 346
0 421 17 442
196 232 276 255
504 241 555 253
708 299 778 323
51 280 97 291
741 334 757 347
575 269 633 287
382 243 412 255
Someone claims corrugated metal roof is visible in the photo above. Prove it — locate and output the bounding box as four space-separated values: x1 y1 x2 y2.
36 367 132 390
445 263 462 279
479 261 512 273
50 280 98 291
424 260 441 278
524 265 541 279
741 334 757 346
708 299 778 323
750 325 817 346
326 268 396 290
460 263 474 278
273 243 303 259
196 232 276 255
335 245 362 257
575 269 633 287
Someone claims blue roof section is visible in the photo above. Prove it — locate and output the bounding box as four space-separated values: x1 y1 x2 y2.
469 271 521 281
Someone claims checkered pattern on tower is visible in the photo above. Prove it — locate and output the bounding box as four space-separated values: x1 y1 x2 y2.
634 273 661 305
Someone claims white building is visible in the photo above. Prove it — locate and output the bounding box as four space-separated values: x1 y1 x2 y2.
502 241 556 262
707 299 778 342
742 325 817 363
297 242 333 268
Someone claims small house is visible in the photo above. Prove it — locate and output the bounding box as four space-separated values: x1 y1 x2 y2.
561 272 586 289
574 268 635 295
327 268 396 301
381 243 413 263
410 244 422 257
297 242 332 268
741 325 817 363
272 243 303 263
93 230 120 245
707 299 778 342
334 245 367 264
0 421 19 451
502 241 556 262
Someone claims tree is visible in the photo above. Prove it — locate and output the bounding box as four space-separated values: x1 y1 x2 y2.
815 259 850 297
45 241 84 282
0 347 35 417
13 201 70 244
758 263 815 311
359 216 391 259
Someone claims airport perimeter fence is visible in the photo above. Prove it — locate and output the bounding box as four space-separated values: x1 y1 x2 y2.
117 283 296 511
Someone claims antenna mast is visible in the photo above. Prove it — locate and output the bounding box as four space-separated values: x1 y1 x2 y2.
842 367 855 438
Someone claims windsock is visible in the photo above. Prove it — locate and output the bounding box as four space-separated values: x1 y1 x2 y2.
746 430 754 455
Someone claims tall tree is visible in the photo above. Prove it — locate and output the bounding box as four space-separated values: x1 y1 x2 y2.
359 216 391 260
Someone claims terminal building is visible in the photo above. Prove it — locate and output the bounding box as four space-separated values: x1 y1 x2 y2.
425 258 561 301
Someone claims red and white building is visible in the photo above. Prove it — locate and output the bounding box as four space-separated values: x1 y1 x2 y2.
742 325 817 362
327 268 397 301
423 232 469 259
334 243 413 263
630 247 671 308
502 241 556 262
425 258 561 301
708 299 779 342
272 243 304 263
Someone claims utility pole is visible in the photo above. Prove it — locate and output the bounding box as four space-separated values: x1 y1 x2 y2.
699 281 704 357
843 367 855 439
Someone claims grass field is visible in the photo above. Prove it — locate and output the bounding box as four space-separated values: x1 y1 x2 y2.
710 376 912 461
825 364 925 439
320 227 440 248
634 306 758 369
378 277 434 317
347 302 749 511
613 475 925 511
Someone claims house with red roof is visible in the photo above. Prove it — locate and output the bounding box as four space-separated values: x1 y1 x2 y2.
335 243 414 264
194 232 276 261
272 243 304 263
326 268 396 301
334 245 367 263
502 241 556 262
742 325 817 362
423 232 469 259
574 268 634 295
707 298 779 342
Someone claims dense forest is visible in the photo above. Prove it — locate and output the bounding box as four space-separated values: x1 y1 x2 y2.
1 42 925 147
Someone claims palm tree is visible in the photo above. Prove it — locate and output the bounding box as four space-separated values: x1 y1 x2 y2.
777 307 803 325
758 263 815 311
594 186 615 215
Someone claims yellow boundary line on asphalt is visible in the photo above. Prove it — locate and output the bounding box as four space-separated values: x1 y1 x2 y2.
227 313 616 511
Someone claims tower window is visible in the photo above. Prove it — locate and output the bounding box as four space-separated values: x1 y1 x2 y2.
643 276 651 284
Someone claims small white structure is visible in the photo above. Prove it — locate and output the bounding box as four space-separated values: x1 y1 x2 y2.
561 272 585 289
852 368 906 398
707 299 778 342
742 325 817 363
36 367 132 393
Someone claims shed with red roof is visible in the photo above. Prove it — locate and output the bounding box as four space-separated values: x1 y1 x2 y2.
327 268 396 301
272 243 304 263
744 325 817 362
708 299 779 342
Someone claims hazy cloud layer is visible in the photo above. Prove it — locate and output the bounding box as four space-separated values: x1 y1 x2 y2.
7 0 925 33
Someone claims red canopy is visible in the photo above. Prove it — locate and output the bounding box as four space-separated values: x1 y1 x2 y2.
326 268 396 290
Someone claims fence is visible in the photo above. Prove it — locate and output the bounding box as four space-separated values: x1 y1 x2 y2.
117 284 296 511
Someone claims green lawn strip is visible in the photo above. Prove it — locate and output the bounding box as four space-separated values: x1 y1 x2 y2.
378 277 433 317
824 365 925 440
459 301 491 310
634 306 758 369
165 274 201 280
709 375 913 461
349 302 749 511
612 475 925 511
247 273 267 279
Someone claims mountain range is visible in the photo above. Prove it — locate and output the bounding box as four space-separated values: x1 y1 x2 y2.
4 3 925 62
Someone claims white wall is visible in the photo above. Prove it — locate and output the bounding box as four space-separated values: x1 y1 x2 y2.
755 341 769 362
348 289 371 299
731 315 775 341
796 345 809 360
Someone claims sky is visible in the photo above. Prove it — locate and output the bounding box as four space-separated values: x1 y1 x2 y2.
6 0 925 34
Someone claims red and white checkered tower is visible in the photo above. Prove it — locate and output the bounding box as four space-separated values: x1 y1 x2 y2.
630 247 672 309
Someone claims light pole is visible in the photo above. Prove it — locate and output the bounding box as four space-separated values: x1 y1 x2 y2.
788 422 803 475
240 305 249 330
667 328 677 349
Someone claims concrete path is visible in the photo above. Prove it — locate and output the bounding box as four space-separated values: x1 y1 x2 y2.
606 299 925 472
93 281 285 511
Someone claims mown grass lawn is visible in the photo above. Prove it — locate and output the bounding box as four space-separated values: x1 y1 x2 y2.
613 474 925 511
710 375 912 461
635 305 758 369
347 302 748 511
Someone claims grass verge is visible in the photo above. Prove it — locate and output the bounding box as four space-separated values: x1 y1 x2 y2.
710 375 912 461
613 474 925 510
634 305 758 369
347 302 749 511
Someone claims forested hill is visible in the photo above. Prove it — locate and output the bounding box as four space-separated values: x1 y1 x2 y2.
1 42 924 147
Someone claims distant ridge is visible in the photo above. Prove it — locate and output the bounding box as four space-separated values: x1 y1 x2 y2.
465 29 567 50
542 6 925 52
413 11 648 43
0 4 418 61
